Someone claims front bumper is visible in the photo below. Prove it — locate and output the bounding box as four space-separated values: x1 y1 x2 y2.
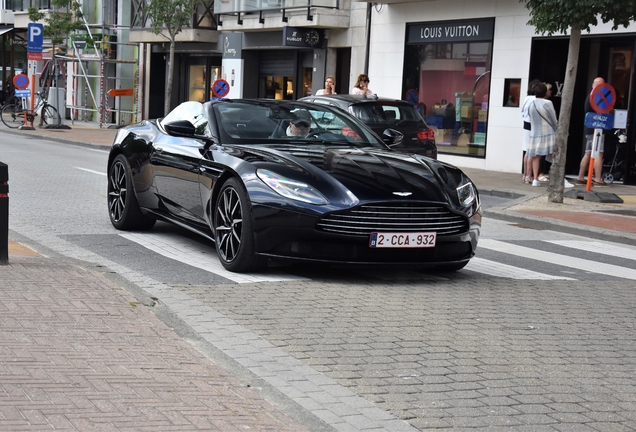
252 204 480 265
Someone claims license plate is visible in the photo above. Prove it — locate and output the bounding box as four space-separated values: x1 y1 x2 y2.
369 231 436 248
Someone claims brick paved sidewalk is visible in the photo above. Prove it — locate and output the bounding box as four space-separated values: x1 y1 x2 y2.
0 252 310 431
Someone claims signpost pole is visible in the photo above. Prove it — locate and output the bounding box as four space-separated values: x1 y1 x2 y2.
24 22 43 130
586 83 616 190
30 61 36 128
567 83 622 203
14 67 34 130
586 129 602 191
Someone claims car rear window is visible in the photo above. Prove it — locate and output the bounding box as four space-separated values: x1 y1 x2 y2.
351 104 423 125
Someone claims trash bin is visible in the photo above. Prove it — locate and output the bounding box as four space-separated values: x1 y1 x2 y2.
47 86 66 120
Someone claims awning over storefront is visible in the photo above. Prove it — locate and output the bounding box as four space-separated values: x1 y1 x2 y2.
0 27 14 36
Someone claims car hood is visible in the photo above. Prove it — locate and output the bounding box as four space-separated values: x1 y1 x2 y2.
222 144 460 204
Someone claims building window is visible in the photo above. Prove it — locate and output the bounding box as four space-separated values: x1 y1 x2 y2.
504 79 521 108
403 18 494 158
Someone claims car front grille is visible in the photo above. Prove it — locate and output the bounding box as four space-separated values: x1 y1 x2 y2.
316 203 468 236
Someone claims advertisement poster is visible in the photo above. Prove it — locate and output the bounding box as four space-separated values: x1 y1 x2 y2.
221 58 243 99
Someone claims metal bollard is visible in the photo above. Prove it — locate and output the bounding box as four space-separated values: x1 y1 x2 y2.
0 162 8 265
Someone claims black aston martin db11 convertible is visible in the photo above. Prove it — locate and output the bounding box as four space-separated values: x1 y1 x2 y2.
107 99 481 272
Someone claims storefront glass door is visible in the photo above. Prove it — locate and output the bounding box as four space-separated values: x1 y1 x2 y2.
262 76 294 99
187 60 221 102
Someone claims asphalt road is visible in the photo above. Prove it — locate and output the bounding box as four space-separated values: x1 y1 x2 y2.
3 133 636 431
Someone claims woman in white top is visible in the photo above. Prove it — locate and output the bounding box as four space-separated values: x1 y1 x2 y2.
351 73 373 96
520 79 540 183
527 82 557 186
315 76 337 95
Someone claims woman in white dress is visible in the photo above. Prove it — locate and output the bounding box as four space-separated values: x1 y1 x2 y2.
520 79 541 183
527 82 557 187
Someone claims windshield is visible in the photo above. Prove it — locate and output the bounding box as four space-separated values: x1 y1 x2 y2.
212 100 387 148
350 103 424 126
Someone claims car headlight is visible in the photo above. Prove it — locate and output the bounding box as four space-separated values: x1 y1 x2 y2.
457 181 476 206
257 169 329 205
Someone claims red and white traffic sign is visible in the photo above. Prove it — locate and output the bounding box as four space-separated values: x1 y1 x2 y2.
13 74 30 90
212 79 230 98
590 83 616 114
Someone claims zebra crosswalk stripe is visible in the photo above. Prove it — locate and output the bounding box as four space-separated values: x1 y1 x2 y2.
547 240 636 261
119 232 308 284
465 257 575 280
479 239 636 280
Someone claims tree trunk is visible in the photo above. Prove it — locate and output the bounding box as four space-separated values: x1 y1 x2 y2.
165 37 176 116
548 25 581 203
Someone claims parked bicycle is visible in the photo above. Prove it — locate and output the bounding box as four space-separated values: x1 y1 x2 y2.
0 87 20 108
602 129 626 184
1 90 61 129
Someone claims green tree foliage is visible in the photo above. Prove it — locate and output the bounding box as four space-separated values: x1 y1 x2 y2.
520 0 635 202
28 0 85 46
524 0 635 34
144 0 203 115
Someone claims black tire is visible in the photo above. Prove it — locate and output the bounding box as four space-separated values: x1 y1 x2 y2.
41 104 61 126
1 103 25 129
214 178 266 272
107 154 156 231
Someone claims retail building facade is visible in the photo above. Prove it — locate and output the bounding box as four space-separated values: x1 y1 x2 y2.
363 0 635 183
2 0 634 182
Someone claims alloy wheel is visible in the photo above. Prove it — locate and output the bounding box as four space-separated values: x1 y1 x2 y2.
215 186 243 263
108 160 127 223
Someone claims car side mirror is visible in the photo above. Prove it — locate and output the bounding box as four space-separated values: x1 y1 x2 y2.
382 128 404 146
164 120 196 137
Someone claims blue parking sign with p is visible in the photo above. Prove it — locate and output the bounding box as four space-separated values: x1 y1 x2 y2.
27 23 44 53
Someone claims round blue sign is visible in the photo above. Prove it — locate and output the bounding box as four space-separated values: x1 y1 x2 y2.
590 83 616 114
406 89 419 105
212 79 230 98
13 74 30 90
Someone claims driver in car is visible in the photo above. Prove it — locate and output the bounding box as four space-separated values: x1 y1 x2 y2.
287 118 311 137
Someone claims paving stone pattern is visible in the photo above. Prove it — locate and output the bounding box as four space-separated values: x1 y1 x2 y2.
0 257 310 431
181 278 636 431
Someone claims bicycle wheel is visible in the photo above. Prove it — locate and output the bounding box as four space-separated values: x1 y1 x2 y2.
1 103 25 129
41 104 61 126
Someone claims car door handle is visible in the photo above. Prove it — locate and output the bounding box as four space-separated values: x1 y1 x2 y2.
199 165 222 175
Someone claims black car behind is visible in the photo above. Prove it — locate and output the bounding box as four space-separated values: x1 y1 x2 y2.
299 94 437 159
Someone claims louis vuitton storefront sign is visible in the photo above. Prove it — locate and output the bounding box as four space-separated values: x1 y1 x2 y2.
407 18 494 44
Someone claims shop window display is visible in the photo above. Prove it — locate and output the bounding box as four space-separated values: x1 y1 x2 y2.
189 65 207 102
263 76 294 99
188 65 221 102
504 79 521 108
403 19 494 158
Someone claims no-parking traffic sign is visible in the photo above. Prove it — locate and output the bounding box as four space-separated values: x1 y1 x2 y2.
590 83 616 114
13 74 29 90
212 79 230 98
405 89 419 105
